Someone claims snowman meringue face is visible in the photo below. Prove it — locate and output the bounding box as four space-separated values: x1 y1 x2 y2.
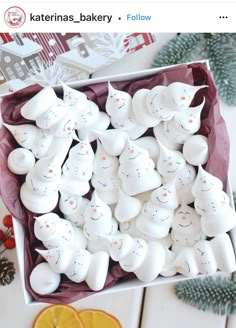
157 143 186 178
151 180 179 209
84 191 112 221
172 204 201 234
63 84 87 108
106 83 132 116
192 166 223 197
173 99 205 134
164 83 206 111
4 123 38 149
35 156 61 181
70 139 94 162
34 213 59 241
146 86 174 121
93 142 119 175
106 234 134 261
119 140 149 164
59 193 82 214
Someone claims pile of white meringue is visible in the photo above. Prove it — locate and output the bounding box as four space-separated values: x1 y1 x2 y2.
4 80 236 296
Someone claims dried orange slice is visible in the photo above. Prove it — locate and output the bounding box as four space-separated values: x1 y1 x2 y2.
32 304 84 328
79 309 122 327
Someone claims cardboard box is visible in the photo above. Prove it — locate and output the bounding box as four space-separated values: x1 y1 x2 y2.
7 61 236 304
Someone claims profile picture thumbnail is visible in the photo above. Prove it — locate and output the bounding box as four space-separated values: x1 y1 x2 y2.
4 6 26 28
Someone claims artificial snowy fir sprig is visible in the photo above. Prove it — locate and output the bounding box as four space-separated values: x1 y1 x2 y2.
175 276 236 315
152 33 236 106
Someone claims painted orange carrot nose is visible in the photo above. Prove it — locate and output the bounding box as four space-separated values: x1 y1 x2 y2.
67 127 71 130
49 169 53 173
102 156 106 160
80 145 84 149
181 96 186 100
203 180 207 184
115 98 120 102
46 224 50 228
189 119 193 123
168 162 173 166
163 193 168 197
68 95 72 100
69 200 74 205
93 209 97 213
113 241 118 245
181 216 186 220
130 149 134 154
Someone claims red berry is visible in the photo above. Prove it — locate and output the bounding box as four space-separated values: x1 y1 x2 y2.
3 214 13 228
10 227 14 236
0 229 4 240
4 237 15 250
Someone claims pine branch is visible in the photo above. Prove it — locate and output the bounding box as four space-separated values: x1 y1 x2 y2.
175 276 236 315
151 33 205 68
204 34 236 106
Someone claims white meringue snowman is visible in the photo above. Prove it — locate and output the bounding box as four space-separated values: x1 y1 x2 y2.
34 213 87 249
62 83 99 130
83 191 118 239
3 123 72 164
36 245 74 273
145 85 175 121
191 166 236 236
106 82 146 139
102 233 167 282
175 163 196 204
36 246 109 291
171 204 206 254
157 141 186 181
20 155 61 213
132 89 162 128
64 249 110 291
59 193 89 227
60 139 94 197
35 98 68 130
156 99 205 149
21 86 77 139
118 139 162 196
171 98 205 134
163 83 207 111
136 179 179 239
153 123 182 151
21 87 57 120
136 199 173 239
173 233 236 277
151 179 179 210
91 141 120 204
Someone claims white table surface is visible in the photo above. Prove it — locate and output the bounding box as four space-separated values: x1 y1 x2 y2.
1 33 236 328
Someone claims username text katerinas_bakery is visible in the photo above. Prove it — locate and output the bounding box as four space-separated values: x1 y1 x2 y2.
29 12 113 23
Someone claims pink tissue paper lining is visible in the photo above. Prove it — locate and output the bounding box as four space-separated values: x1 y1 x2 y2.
0 62 230 303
